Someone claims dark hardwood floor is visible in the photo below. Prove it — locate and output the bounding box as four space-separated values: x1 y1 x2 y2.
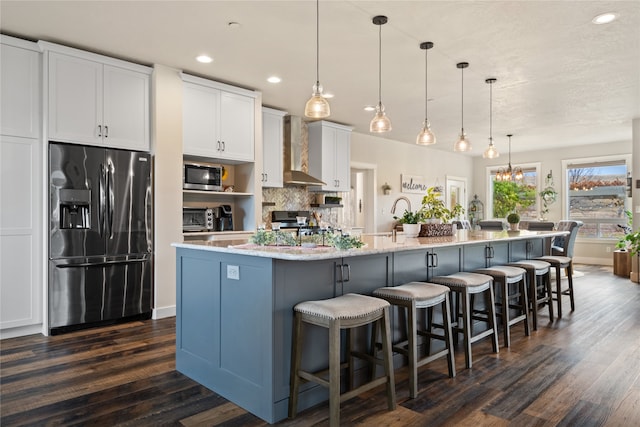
2 264 639 426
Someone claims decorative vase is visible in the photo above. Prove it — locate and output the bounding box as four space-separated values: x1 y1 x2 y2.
403 223 421 238
509 223 519 231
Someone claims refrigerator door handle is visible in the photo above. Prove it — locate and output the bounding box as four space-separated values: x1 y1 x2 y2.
99 163 106 237
55 257 149 268
107 161 115 239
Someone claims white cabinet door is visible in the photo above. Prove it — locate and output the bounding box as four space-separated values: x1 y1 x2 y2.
47 49 150 151
0 42 40 139
333 128 351 192
262 108 285 188
183 82 220 157
220 91 254 162
308 121 352 192
48 52 103 145
0 136 43 331
103 65 150 151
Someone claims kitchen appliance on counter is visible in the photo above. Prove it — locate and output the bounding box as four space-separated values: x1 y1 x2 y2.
183 207 215 232
183 161 223 191
271 210 322 235
216 204 234 231
48 142 152 334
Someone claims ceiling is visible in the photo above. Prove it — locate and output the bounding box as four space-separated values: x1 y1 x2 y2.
2 1 639 156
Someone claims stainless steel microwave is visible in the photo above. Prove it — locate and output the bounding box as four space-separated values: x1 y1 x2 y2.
183 161 223 191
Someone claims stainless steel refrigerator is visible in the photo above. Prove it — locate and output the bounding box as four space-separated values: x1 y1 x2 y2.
48 142 152 334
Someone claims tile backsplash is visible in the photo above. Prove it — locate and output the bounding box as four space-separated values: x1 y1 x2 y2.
261 187 344 227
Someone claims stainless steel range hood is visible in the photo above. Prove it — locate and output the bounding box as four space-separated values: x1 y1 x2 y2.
283 115 326 186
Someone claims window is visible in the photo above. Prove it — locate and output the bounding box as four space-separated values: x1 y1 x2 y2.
487 165 539 220
564 157 629 239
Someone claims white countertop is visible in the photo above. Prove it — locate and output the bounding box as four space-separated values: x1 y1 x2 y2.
172 229 566 261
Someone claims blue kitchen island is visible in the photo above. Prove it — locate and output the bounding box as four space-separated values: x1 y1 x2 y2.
172 229 563 423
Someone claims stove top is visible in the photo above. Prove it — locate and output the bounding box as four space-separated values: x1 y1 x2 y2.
271 210 310 227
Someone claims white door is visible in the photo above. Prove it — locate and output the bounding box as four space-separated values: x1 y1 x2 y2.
446 176 467 220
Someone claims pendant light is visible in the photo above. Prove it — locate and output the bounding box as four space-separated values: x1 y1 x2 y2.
482 78 499 159
304 0 330 118
416 41 436 145
496 134 523 181
370 15 392 133
453 62 471 151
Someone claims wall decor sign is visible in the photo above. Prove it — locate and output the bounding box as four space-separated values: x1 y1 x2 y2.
401 174 428 194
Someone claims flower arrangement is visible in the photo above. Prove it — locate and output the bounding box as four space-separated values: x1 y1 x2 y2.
327 233 365 250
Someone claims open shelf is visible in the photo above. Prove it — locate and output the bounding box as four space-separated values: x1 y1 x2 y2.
310 204 343 208
183 190 253 197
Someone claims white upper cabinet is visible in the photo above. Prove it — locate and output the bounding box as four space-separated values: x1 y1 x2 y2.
261 108 286 188
42 42 150 151
182 74 256 162
1 38 41 139
307 121 352 192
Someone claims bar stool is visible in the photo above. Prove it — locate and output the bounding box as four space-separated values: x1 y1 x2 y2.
373 282 455 398
474 266 530 347
289 293 396 426
430 272 499 369
508 259 553 330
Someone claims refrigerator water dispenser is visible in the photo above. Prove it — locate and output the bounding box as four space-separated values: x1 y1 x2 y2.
59 189 91 229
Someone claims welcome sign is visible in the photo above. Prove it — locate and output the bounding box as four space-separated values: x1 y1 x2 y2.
401 174 428 194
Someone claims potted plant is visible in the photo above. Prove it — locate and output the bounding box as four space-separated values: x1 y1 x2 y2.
507 212 520 231
394 209 423 237
420 187 464 223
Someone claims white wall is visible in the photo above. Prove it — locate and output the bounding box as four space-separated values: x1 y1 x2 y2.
151 65 183 318
350 132 474 232
472 139 632 265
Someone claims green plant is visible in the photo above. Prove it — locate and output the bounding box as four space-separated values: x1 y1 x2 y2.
420 187 464 223
619 231 640 256
394 209 423 224
616 210 634 251
327 233 365 250
507 212 520 224
250 230 275 246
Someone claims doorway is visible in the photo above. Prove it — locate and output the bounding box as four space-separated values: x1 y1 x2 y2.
446 175 467 220
347 162 377 233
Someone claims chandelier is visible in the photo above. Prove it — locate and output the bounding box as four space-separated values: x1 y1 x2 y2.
495 134 523 181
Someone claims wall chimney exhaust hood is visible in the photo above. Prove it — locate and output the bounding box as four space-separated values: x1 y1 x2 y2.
283 115 326 186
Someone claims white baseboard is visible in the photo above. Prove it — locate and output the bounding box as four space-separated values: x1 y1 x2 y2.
153 305 176 319
574 256 612 266
0 323 44 340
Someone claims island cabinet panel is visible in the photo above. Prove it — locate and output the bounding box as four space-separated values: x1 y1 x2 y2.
463 241 510 271
510 238 544 261
175 248 275 423
272 259 336 410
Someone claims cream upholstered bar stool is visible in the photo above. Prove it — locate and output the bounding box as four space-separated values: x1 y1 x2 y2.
507 259 553 330
536 220 583 318
288 293 396 426
373 282 455 398
430 272 499 369
474 265 530 347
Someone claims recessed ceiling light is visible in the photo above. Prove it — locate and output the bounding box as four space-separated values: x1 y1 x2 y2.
592 12 618 24
196 55 213 63
364 105 375 112
323 92 334 99
267 76 281 83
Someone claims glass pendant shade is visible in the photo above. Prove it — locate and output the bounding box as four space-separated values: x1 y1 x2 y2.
483 78 499 158
304 83 330 118
304 0 330 119
416 119 436 145
454 131 471 152
483 139 499 158
453 62 471 152
370 15 391 133
416 41 436 145
370 102 392 132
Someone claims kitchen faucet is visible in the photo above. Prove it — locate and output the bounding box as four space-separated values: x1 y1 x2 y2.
390 196 412 214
